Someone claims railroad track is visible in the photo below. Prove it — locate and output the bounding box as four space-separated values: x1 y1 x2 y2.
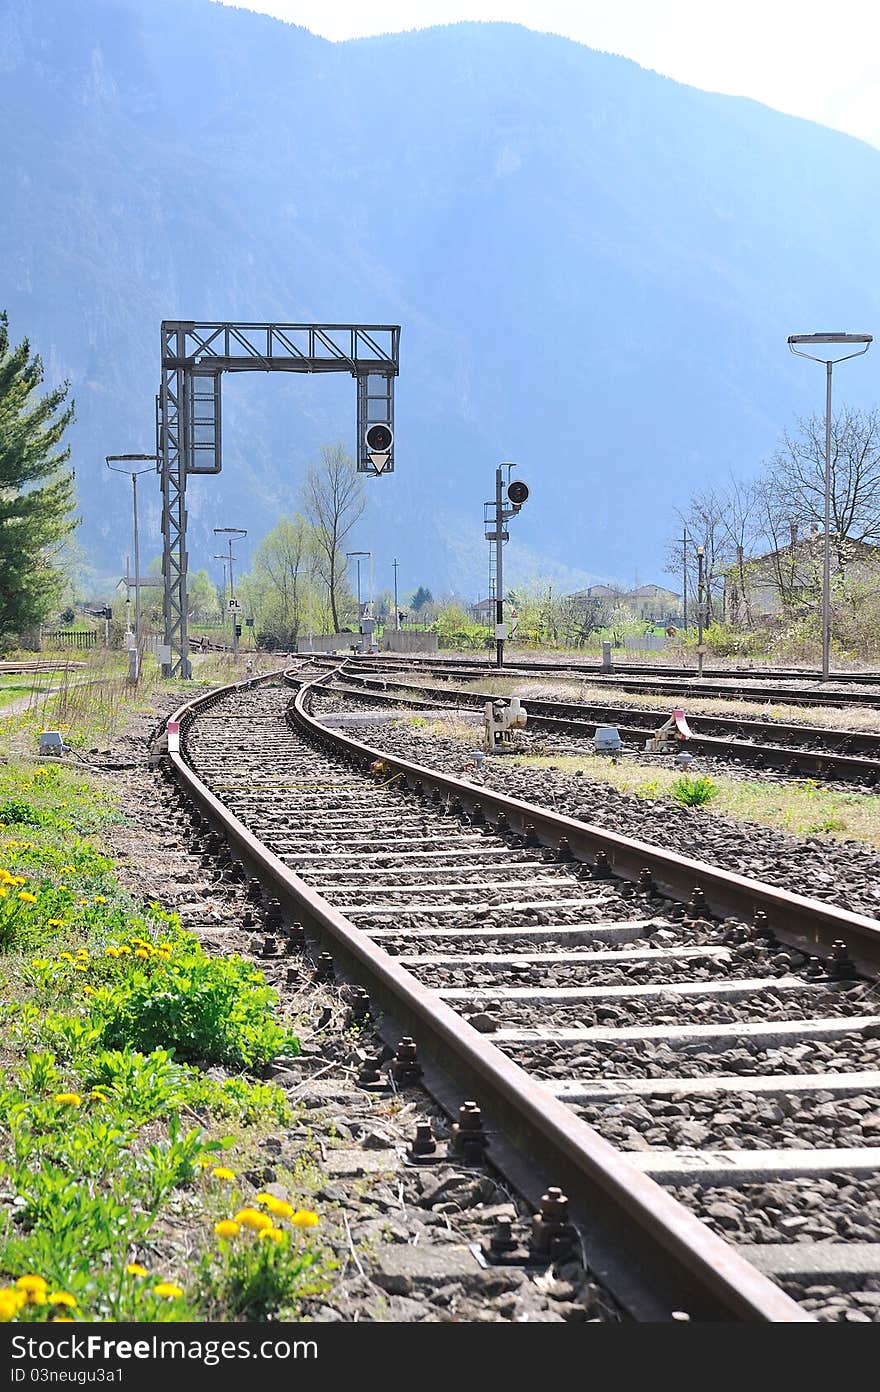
311 662 880 785
166 667 880 1323
310 651 880 711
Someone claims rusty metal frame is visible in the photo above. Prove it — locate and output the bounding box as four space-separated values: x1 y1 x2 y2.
166 671 810 1321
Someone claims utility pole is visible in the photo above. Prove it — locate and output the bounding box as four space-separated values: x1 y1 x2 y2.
392 558 400 631
681 527 689 631
106 454 157 655
124 554 132 641
494 467 505 669
307 555 314 648
214 527 247 658
697 544 705 678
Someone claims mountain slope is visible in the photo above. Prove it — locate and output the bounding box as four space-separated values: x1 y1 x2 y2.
2 0 879 594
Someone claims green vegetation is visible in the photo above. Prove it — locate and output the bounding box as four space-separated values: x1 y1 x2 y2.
512 751 880 847
0 760 330 1323
671 774 719 806
0 313 77 642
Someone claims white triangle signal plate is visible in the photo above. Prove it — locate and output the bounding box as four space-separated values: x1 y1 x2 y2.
369 451 391 473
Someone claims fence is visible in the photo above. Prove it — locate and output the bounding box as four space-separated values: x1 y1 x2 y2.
40 630 99 650
622 634 669 653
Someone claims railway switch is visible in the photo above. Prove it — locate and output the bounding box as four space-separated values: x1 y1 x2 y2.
644 708 693 752
483 697 527 753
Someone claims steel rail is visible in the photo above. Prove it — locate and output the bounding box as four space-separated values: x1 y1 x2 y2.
322 667 880 782
319 653 880 710
328 650 880 686
166 671 810 1322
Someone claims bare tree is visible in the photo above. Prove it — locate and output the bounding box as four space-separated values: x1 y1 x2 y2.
302 444 366 632
768 406 880 571
665 489 728 623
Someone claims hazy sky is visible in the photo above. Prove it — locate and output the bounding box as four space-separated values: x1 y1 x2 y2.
214 0 880 149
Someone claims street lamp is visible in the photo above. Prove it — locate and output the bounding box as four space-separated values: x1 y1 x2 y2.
346 551 373 649
787 332 872 678
213 527 247 657
106 454 157 656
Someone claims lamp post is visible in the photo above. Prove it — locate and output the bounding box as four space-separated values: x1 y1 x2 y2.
346 551 373 650
696 545 705 678
212 555 229 618
213 527 247 657
106 454 157 654
787 332 872 678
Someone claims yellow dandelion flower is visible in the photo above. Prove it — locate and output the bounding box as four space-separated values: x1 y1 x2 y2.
75 948 88 957
0 869 13 883
117 945 132 956
105 946 120 958
15 1276 47 1295
18 891 37 903
290 1210 320 1229
48 1292 77 1308
59 866 76 874
47 919 65 928
15 1275 48 1305
211 1167 236 1182
0 887 8 898
152 1283 183 1300
30 958 50 969
73 964 87 973
89 1088 108 1101
124 1264 147 1278
214 1220 240 1239
158 942 174 951
58 952 74 962
233 1208 273 1232
11 876 27 885
255 1193 293 1219
134 948 150 959
0 1289 26 1320
93 895 107 904
77 898 90 906
82 985 95 996
34 768 48 778
51 1317 75 1323
258 1227 286 1244
53 1093 82 1108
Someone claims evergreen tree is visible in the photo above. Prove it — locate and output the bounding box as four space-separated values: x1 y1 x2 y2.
411 585 433 611
0 313 76 636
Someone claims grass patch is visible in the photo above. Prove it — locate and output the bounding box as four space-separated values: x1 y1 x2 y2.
0 759 332 1323
512 752 880 847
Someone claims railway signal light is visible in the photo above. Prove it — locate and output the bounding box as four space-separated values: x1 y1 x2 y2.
365 422 393 473
507 479 529 509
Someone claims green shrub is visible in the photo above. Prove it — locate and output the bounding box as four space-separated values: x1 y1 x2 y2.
671 775 719 807
96 948 298 1068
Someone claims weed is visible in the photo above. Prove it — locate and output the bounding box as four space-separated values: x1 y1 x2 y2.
671 775 720 807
